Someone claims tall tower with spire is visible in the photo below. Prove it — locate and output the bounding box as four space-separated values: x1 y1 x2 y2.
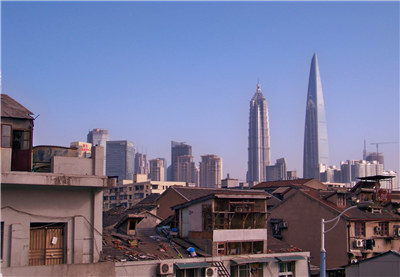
303 53 329 179
247 83 271 185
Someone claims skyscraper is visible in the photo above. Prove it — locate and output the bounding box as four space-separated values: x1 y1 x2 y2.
303 53 329 179
87 128 109 148
134 152 149 175
149 158 165 181
106 140 135 184
175 155 199 186
87 128 109 174
200 154 222 188
247 83 271 184
171 141 192 181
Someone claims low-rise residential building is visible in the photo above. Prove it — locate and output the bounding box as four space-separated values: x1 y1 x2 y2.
172 189 270 256
103 174 186 210
254 176 400 272
345 250 400 277
1 94 113 268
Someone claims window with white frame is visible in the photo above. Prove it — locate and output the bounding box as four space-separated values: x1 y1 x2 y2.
278 261 295 277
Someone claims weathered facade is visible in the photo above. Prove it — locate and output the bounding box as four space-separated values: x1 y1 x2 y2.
173 190 270 257
1 95 113 268
260 178 400 271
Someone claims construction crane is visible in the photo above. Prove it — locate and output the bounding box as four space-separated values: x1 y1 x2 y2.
370 142 397 158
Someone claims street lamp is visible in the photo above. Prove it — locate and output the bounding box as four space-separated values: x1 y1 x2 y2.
320 201 373 277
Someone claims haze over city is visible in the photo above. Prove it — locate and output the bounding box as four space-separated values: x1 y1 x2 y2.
3 1 399 181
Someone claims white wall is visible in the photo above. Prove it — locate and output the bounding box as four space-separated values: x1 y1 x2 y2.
1 185 103 266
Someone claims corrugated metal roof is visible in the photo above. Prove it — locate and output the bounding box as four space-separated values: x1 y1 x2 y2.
1 94 34 119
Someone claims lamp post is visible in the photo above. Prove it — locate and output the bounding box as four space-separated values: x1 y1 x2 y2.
320 201 372 277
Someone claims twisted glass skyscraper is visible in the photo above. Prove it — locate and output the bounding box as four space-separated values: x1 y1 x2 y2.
247 83 271 184
303 53 329 179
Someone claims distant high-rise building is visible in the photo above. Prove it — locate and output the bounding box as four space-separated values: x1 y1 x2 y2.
303 53 329 179
87 128 109 174
363 139 385 165
175 155 198 186
200 154 222 188
87 128 109 147
265 158 287 181
134 152 149 175
339 159 384 186
365 152 385 166
247 83 271 185
171 141 192 181
149 158 165 181
106 140 135 184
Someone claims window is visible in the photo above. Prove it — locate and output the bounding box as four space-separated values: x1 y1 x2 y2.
354 222 365 237
128 220 136 230
1 125 11 148
103 196 108 200
337 194 345 206
217 243 225 255
231 263 263 277
12 130 31 150
279 262 295 277
378 222 389 236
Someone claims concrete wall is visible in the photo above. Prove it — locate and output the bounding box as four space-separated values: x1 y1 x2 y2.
52 156 92 175
1 147 12 172
213 229 268 242
1 262 115 277
1 184 103 266
114 252 310 277
269 190 348 269
187 200 210 232
155 189 187 219
1 252 310 277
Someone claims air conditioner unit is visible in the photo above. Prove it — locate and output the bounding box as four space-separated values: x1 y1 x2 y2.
374 226 381 234
205 267 218 277
158 263 174 275
353 239 363 248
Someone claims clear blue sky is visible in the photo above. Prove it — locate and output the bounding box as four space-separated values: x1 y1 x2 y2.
2 1 399 182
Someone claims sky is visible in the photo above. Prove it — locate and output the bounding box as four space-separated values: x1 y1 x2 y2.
2 1 399 182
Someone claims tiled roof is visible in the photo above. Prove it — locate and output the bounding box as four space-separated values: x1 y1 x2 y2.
299 189 400 221
137 193 161 205
267 235 303 253
1 94 34 119
252 179 314 189
171 186 267 202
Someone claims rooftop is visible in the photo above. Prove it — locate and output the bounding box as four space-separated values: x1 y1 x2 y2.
1 94 34 119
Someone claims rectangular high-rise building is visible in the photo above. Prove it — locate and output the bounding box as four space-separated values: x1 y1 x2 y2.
106 140 134 184
134 152 149 175
175 155 198 186
149 158 165 181
171 141 192 181
200 154 222 188
247 83 271 185
87 128 109 174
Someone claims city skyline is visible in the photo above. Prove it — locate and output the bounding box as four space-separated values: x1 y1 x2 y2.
2 2 399 181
